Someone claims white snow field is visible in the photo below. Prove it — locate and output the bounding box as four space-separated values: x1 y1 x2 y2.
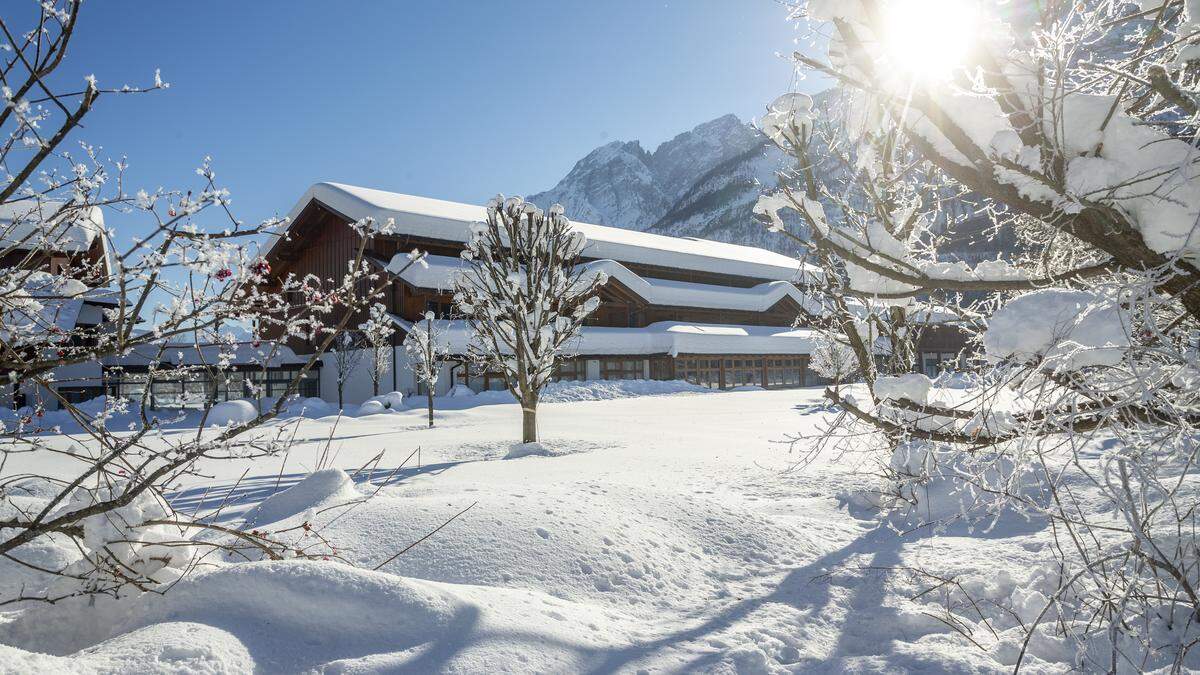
1 386 1070 673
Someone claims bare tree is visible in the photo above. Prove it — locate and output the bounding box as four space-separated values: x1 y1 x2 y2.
360 302 395 397
760 0 1200 668
453 196 606 443
808 331 860 386
332 331 366 409
0 1 421 607
404 311 446 428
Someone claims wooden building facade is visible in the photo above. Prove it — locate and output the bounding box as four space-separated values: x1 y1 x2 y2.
261 183 969 396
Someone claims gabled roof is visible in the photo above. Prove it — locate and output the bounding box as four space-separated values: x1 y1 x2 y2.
0 201 105 252
386 254 823 315
0 200 112 276
580 260 823 314
270 182 814 283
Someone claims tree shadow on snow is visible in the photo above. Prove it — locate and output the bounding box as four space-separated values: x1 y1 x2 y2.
576 521 998 673
791 401 841 415
166 460 469 522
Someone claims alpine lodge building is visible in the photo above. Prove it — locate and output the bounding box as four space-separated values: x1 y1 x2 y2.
257 182 965 403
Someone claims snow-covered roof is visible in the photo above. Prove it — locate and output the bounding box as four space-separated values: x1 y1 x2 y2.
0 201 105 254
271 182 813 282
581 259 822 314
389 253 465 292
103 342 316 368
414 319 818 357
388 254 822 315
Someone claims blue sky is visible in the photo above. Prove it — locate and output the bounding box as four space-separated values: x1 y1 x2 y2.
63 2 816 239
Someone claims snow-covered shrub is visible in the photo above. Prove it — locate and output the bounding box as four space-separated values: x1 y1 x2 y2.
453 195 607 442
204 400 259 427
46 484 194 600
851 439 1041 524
356 392 404 416
808 332 861 384
763 0 1200 667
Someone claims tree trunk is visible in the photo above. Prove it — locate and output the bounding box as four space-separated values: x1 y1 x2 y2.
426 388 434 428
521 396 538 443
337 382 344 409
373 371 379 396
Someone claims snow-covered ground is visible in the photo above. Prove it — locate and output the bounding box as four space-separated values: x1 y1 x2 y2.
1 386 1070 673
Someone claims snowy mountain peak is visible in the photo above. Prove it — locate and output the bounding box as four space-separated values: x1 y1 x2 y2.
530 139 666 229
529 113 801 254
648 114 762 200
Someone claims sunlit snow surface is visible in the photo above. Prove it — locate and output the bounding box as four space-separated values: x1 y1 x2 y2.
2 386 1079 673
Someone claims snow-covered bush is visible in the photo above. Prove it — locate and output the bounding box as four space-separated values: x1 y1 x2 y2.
356 392 405 416
46 485 194 600
763 0 1200 667
453 196 607 442
808 332 861 384
204 400 259 427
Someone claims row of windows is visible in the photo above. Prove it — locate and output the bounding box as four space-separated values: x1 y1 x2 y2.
104 367 320 409
450 356 817 394
675 356 808 390
600 359 644 380
555 359 586 382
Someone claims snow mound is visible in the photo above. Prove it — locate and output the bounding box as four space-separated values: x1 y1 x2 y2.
204 400 258 427
540 378 709 402
355 391 405 416
355 400 388 416
503 441 585 459
242 469 359 528
0 622 254 673
316 481 827 615
0 560 642 672
447 384 476 397
276 396 338 419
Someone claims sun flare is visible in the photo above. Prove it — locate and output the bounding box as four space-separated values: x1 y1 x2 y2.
880 0 980 80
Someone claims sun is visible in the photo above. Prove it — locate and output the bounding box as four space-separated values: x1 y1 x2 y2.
879 0 981 81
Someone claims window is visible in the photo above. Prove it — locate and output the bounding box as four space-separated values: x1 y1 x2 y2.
246 366 320 400
766 357 803 388
649 357 673 381
424 299 456 318
554 359 586 382
57 386 104 404
459 365 507 393
920 352 959 378
724 358 762 388
106 366 320 408
601 359 643 380
675 357 722 389
922 354 939 378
